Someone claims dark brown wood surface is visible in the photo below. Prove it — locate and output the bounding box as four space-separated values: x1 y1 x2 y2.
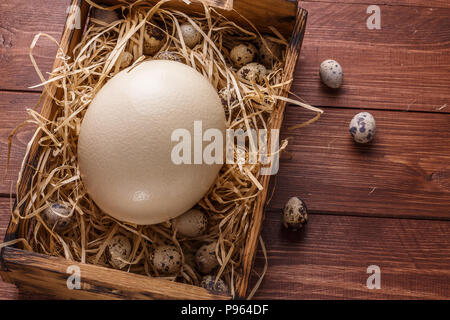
295 2 450 112
253 210 450 299
1 0 449 299
268 107 450 219
0 92 38 196
0 0 72 92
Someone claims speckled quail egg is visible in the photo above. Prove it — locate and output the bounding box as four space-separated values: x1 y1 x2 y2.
219 87 238 119
120 51 133 68
195 242 219 274
349 112 376 144
151 245 182 275
237 62 267 84
91 8 120 25
319 59 343 89
41 202 73 233
106 234 131 269
230 43 257 68
282 196 308 231
143 25 165 55
218 87 238 108
174 208 208 238
201 275 229 294
153 50 181 62
179 22 202 48
258 38 282 68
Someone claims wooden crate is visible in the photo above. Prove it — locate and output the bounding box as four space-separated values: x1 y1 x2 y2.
0 0 307 299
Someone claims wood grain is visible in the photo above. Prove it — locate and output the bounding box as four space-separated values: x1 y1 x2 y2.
2 199 449 300
301 0 450 9
294 2 450 112
0 197 229 300
1 1 449 113
266 106 450 219
1 246 231 300
0 198 53 299
238 6 307 298
0 92 39 196
252 211 450 299
1 0 450 301
0 199 17 299
97 0 298 37
0 0 71 92
2 89 450 217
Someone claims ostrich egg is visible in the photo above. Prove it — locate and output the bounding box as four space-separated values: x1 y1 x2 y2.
78 60 225 225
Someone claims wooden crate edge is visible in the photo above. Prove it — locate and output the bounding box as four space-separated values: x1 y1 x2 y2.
2 247 231 300
236 6 308 298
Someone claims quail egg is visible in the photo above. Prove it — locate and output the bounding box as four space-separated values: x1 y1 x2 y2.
218 87 238 108
282 196 308 231
174 208 208 238
106 234 131 269
258 37 282 67
151 245 182 275
179 22 202 48
201 275 229 294
143 25 164 55
230 43 257 68
349 112 376 143
119 52 133 68
153 50 181 62
319 59 343 89
41 202 73 233
195 242 219 274
237 62 267 84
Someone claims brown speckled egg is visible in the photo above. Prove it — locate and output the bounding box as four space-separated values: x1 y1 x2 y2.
195 242 218 274
218 87 237 108
201 275 229 294
174 209 208 238
143 25 164 55
237 62 266 84
91 8 120 25
180 23 202 48
319 59 343 89
106 234 131 269
41 202 73 233
154 50 181 62
349 112 376 144
151 245 182 275
120 52 133 68
230 43 257 68
258 38 282 68
282 196 308 231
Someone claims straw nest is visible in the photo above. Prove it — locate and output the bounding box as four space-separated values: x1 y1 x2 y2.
3 0 322 298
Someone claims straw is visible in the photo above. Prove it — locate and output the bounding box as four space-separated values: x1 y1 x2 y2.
4 0 321 298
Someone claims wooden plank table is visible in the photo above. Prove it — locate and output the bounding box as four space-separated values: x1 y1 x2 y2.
1 0 449 299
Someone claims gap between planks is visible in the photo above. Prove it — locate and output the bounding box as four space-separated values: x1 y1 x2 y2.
2 102 450 220
1 198 450 300
251 211 450 299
